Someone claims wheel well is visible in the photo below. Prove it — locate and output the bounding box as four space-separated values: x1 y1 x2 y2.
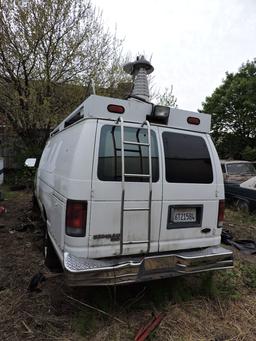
236 197 250 205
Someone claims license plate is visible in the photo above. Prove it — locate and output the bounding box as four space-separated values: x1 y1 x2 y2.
172 208 196 223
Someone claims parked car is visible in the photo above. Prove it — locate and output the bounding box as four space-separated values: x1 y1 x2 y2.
27 57 233 286
221 160 256 183
221 160 256 212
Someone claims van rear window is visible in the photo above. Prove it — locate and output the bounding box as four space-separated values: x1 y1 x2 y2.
98 125 159 182
162 132 213 183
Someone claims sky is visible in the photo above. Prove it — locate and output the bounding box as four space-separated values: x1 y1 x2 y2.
93 0 256 112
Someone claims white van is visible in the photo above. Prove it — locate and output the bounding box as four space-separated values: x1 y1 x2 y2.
34 57 233 286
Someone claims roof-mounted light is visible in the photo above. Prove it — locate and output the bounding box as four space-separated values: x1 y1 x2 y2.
147 105 170 125
187 116 200 125
107 104 125 114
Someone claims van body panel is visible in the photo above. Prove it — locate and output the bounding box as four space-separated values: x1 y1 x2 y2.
89 120 162 258
37 120 97 258
158 128 221 252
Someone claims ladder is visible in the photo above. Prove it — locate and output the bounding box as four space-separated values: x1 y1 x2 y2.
116 117 152 255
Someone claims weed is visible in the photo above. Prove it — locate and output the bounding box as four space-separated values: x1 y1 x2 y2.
72 310 101 337
225 208 256 227
147 329 158 340
212 268 242 299
146 279 173 307
168 269 242 302
242 263 256 289
198 272 216 298
169 276 195 302
0 184 16 200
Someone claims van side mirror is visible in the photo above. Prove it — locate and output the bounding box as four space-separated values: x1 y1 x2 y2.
25 158 37 168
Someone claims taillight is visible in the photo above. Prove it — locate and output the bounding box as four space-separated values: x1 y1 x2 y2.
66 200 87 237
217 200 225 228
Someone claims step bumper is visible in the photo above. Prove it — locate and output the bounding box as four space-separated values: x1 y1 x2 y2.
64 246 233 286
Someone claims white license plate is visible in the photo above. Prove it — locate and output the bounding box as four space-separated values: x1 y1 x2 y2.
172 208 196 223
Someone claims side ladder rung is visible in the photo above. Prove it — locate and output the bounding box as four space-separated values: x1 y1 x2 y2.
123 140 150 147
123 207 150 212
117 117 152 255
124 173 150 178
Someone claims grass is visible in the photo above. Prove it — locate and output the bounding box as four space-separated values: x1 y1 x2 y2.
3 185 255 341
242 262 256 288
0 183 33 202
0 184 16 200
72 310 103 337
225 206 256 226
70 268 246 339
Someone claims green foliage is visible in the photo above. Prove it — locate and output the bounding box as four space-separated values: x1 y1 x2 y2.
0 184 16 200
201 59 256 159
4 166 36 187
241 145 256 161
212 269 242 300
0 0 129 151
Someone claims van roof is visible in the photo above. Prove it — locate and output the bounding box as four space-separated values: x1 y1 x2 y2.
51 95 211 137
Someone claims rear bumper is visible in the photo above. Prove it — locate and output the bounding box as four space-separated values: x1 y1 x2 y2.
64 246 233 286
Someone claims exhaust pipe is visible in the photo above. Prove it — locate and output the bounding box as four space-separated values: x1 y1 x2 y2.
123 56 154 102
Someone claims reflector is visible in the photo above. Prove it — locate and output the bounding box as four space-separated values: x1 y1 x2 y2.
187 116 200 125
107 104 125 114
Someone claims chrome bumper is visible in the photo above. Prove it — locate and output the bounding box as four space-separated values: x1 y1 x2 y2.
64 246 233 286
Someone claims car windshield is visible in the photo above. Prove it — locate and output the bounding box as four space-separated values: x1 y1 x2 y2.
226 162 256 175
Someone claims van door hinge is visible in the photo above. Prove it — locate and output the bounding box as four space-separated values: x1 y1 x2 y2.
91 189 94 199
215 190 219 197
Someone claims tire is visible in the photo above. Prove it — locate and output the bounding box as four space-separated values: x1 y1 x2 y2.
235 199 249 214
44 231 62 272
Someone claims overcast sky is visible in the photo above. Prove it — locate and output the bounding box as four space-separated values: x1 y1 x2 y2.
93 0 256 112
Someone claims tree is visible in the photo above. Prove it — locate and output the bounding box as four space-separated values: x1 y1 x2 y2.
155 86 177 107
0 0 129 154
201 59 256 159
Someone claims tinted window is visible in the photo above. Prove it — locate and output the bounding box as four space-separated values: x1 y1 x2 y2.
98 125 159 182
163 132 213 183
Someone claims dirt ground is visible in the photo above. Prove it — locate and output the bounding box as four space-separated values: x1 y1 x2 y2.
0 188 256 341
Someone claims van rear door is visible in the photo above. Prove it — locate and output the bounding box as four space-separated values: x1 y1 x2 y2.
158 128 221 252
89 121 162 258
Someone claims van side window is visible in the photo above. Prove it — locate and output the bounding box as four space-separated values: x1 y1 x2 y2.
98 125 159 182
162 132 213 183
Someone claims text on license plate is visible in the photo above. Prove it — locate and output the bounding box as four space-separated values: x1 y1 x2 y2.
172 208 196 223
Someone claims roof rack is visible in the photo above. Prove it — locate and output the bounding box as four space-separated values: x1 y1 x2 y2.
64 111 84 128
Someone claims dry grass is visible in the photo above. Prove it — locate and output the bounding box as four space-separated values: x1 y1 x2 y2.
155 295 256 341
0 187 256 340
225 206 256 240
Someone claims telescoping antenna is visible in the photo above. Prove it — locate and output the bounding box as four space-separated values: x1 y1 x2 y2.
123 55 154 102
